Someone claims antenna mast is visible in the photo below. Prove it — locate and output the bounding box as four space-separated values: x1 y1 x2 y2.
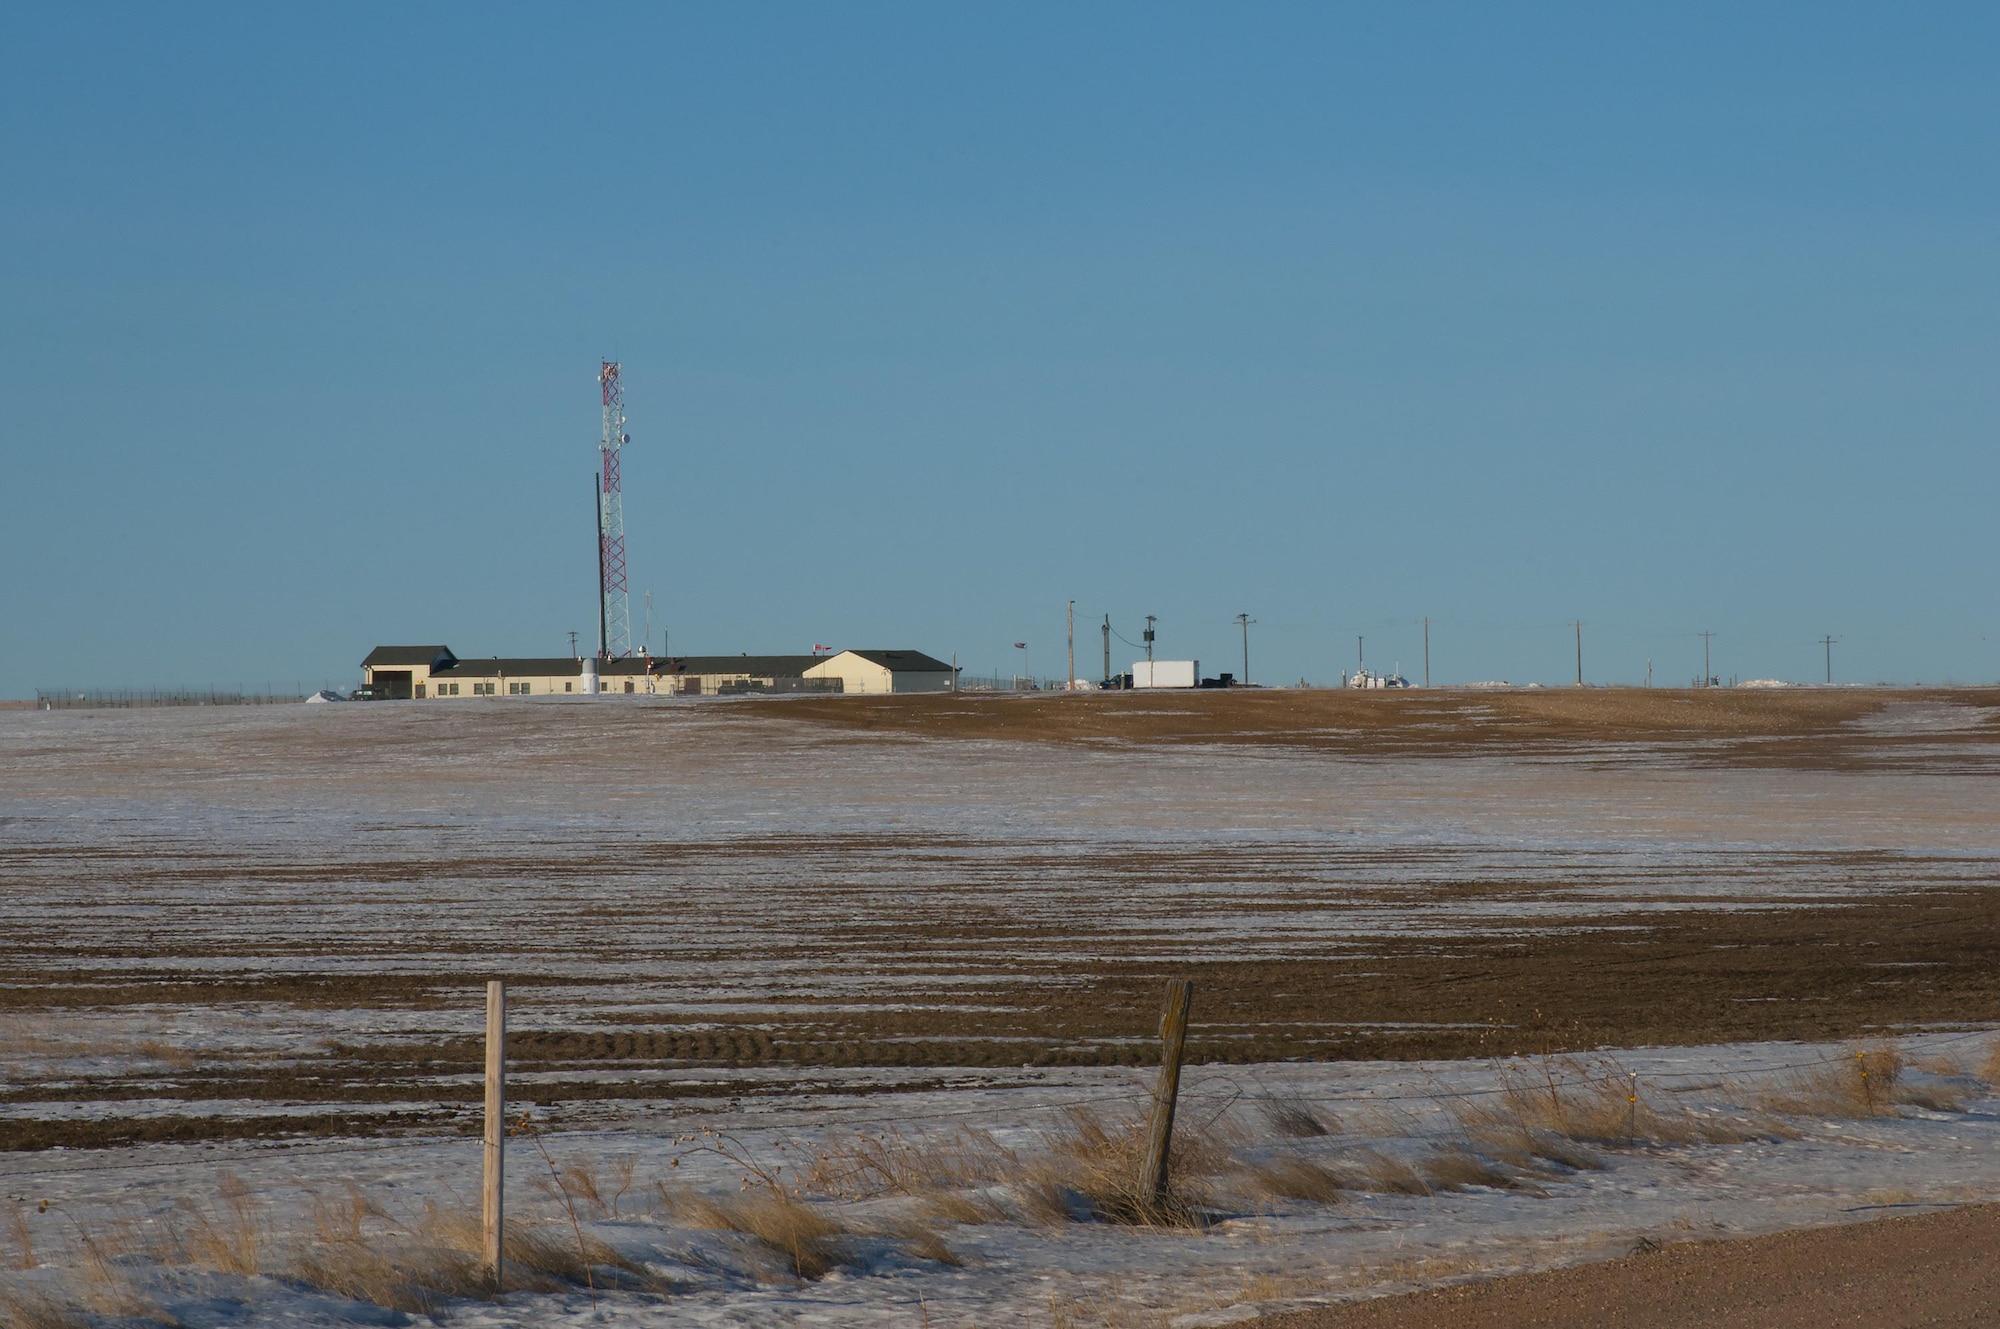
597 361 632 658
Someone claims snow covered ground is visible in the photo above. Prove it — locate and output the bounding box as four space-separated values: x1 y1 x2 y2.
5 1031 2000 1327
3 698 1999 1324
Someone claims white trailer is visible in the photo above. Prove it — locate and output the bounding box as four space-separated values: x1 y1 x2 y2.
1132 660 1198 689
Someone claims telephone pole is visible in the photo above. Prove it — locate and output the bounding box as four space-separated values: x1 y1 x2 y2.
1820 635 1837 685
1700 631 1716 688
1102 614 1111 683
1234 613 1254 686
1571 621 1583 687
1067 600 1075 690
1144 615 1157 664
1422 617 1430 688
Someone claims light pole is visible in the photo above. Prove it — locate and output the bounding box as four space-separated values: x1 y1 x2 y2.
1015 642 1028 689
1234 613 1254 686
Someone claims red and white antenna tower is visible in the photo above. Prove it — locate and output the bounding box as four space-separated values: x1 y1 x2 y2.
597 361 632 659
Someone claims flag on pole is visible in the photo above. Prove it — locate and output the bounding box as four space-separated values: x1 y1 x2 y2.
1014 642 1027 649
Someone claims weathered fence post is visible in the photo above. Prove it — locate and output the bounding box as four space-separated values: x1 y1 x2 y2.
1140 979 1195 1210
483 980 506 1288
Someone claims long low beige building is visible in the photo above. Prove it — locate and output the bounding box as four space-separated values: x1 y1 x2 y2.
360 646 955 698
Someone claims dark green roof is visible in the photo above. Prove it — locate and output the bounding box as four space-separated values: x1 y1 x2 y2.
362 645 457 669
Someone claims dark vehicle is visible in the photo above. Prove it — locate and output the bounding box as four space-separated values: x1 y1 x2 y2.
348 685 390 701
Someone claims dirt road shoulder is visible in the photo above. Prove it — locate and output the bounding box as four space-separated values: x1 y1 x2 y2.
1258 1203 2000 1328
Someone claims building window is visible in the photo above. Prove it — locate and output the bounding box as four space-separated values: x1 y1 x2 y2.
565 681 573 692
625 679 634 693
448 683 459 695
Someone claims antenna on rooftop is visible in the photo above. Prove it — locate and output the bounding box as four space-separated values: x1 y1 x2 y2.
597 362 632 659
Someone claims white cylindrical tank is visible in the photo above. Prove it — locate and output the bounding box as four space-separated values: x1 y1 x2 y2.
580 658 600 696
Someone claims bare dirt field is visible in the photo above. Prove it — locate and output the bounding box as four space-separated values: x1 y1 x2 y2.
6 688 2000 1325
4 688 1999 1148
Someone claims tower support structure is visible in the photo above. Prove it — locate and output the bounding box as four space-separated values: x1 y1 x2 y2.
597 361 632 658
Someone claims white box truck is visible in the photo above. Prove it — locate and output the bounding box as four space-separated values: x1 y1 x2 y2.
1132 660 1198 689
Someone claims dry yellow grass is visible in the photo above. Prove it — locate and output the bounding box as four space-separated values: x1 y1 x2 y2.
917 1188 1011 1226
5 1205 34 1271
801 1125 1017 1200
1459 1057 1770 1149
1022 1107 1219 1228
538 1154 640 1219
664 1186 852 1280
0 1282 89 1329
1240 1156 1346 1204
1757 1047 1914 1119
1421 1147 1530 1193
1348 1149 1433 1196
1259 1097 1333 1139
171 1174 262 1275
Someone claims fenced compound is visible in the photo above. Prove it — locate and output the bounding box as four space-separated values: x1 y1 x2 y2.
954 673 1073 692
34 687 308 709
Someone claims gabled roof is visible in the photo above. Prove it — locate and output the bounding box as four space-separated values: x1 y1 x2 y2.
836 649 954 673
432 657 581 678
657 655 827 677
363 645 457 669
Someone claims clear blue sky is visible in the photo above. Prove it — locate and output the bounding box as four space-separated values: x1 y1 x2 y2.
3 4 1995 695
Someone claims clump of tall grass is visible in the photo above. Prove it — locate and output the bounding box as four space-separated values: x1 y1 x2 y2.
1239 1155 1345 1204
660 1184 855 1280
171 1173 262 1275
538 1153 640 1219
1756 1046 1938 1119
1017 1106 1219 1228
5 1204 35 1272
800 1126 1016 1200
1258 1096 1332 1140
0 1280 90 1329
1460 1057 1766 1148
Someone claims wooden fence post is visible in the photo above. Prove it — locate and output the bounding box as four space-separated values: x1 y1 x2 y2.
1140 979 1194 1209
483 980 506 1288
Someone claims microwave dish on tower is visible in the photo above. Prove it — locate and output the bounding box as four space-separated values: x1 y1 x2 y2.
597 361 632 659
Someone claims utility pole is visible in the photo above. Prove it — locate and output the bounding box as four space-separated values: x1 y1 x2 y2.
1357 635 1364 674
1144 615 1157 664
1646 658 1652 688
1067 601 1075 690
1820 635 1837 685
567 630 579 661
1700 631 1715 688
1570 621 1583 687
1423 617 1430 688
1234 613 1254 685
1102 615 1111 684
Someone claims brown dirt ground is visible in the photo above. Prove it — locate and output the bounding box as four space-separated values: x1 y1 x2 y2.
6 688 1999 1147
731 685 2000 766
1257 1202 2000 1327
